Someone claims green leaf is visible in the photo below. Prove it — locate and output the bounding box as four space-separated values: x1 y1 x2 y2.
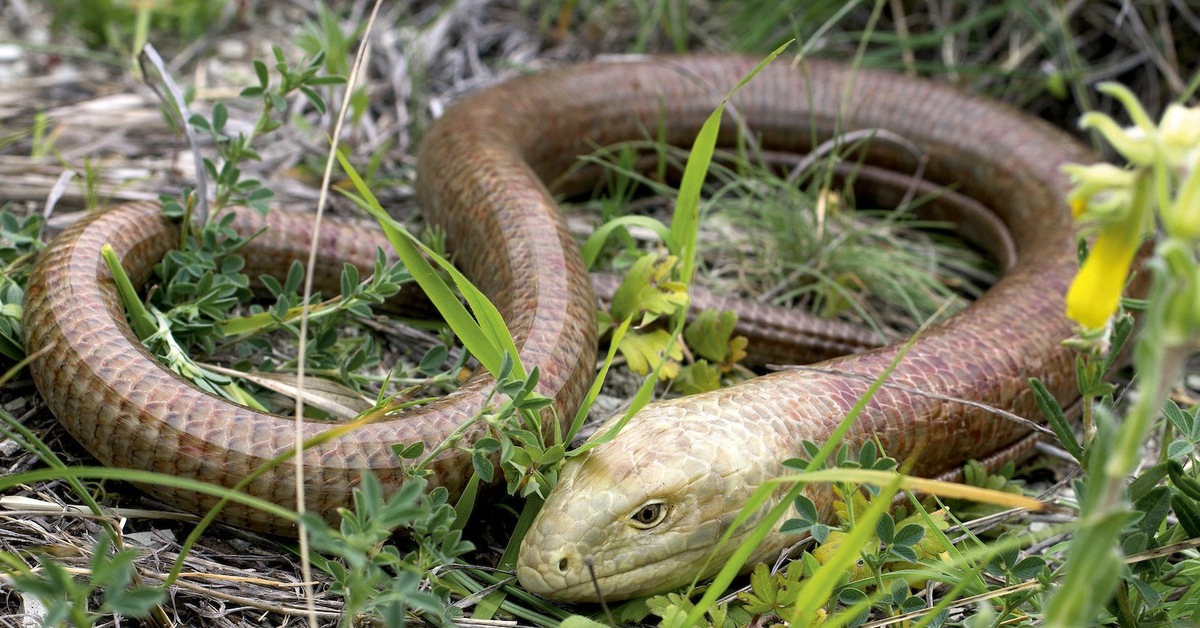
106 584 166 617
392 441 424 460
893 522 925 548
1171 493 1200 537
340 262 358 298
472 450 494 483
876 514 895 543
1030 377 1082 460
102 244 157 340
537 444 565 466
610 254 687 324
617 329 682 377
1133 485 1171 536
212 101 228 132
889 544 919 563
418 345 449 374
253 59 269 87
1009 556 1047 581
1164 399 1195 435
739 563 780 614
559 617 610 628
1128 462 1170 501
683 309 740 363
674 360 722 394
300 85 326 114
794 495 818 522
1169 460 1200 500
1168 439 1196 459
189 113 211 132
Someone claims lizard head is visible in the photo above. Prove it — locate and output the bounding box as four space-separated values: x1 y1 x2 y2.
515 400 784 602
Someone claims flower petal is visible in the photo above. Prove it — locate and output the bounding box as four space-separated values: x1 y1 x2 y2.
1065 227 1142 329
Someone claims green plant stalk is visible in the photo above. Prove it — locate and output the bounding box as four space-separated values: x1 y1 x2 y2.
822 592 883 628
580 215 676 268
564 315 633 444
487 317 636 572
0 351 114 528
440 568 570 624
1047 311 1187 624
160 409 402 587
105 242 265 409
475 320 640 620
569 314 685 458
31 112 48 159
410 387 499 473
131 1 151 78
1049 81 1200 623
218 293 356 336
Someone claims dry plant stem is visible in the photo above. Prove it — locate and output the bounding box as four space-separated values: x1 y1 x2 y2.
287 1 385 625
51 565 340 619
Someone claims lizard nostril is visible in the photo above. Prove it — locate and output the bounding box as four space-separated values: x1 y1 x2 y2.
557 556 570 573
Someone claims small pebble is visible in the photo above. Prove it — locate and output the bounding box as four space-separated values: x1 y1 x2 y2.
0 437 21 456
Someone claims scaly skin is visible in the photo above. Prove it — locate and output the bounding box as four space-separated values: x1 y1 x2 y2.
21 57 879 534
512 58 1091 601
23 57 1089 597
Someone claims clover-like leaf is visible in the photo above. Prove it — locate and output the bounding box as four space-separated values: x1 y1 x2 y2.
617 328 682 379
673 360 722 394
610 254 688 324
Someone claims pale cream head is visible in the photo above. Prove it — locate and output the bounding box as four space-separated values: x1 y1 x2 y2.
516 399 788 602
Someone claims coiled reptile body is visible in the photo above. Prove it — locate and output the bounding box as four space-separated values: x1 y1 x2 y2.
23 57 1090 600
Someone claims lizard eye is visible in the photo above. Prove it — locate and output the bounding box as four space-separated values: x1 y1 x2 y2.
628 500 669 529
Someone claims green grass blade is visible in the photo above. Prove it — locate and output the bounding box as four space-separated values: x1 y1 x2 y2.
335 150 521 379
567 314 682 457
565 315 633 444
670 41 792 284
101 244 157 340
680 481 795 625
580 216 674 268
0 351 115 527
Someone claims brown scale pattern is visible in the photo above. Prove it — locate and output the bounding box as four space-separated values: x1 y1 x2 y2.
512 57 1092 602
25 58 1088 555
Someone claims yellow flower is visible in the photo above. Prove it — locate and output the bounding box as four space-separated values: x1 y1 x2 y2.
1065 222 1143 330
1061 147 1157 331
